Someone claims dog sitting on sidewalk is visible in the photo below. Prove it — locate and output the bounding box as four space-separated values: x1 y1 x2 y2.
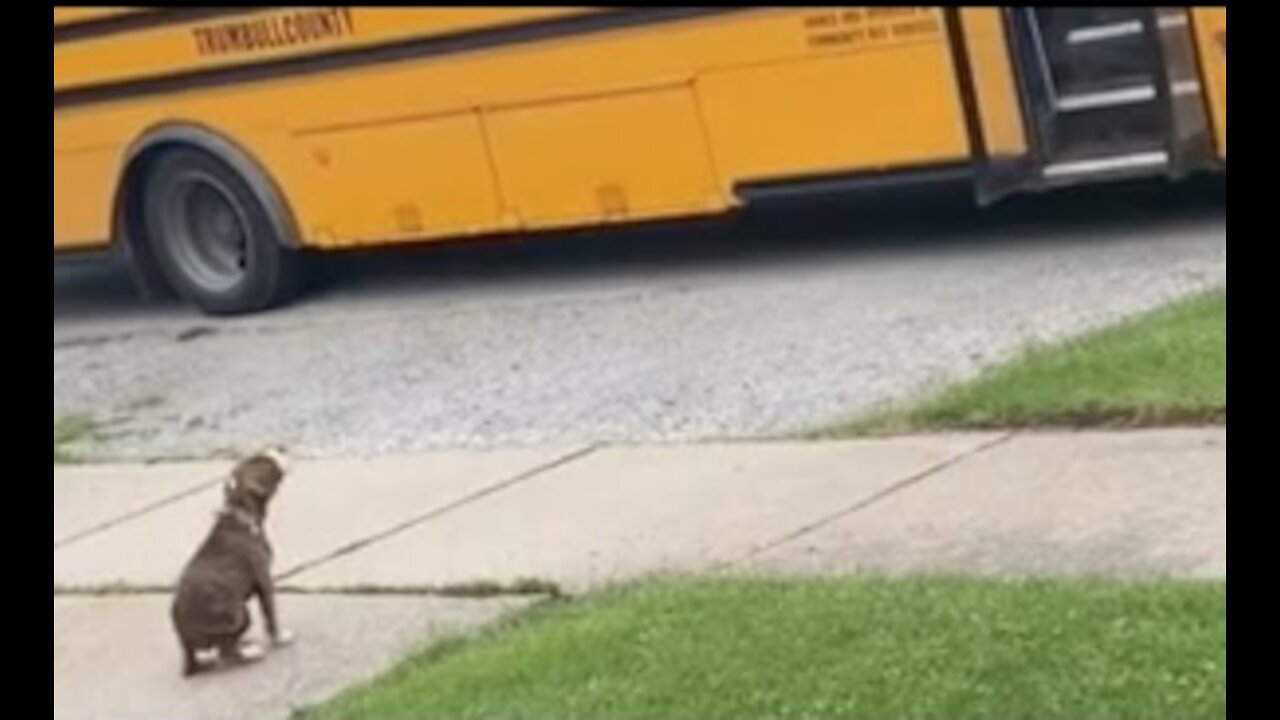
171 448 295 677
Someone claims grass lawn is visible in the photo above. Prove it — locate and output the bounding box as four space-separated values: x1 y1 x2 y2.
819 288 1225 436
54 415 94 463
302 577 1226 720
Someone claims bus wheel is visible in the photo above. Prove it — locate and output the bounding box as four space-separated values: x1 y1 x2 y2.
142 148 297 315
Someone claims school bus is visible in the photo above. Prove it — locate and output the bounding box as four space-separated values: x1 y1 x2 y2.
54 7 1227 315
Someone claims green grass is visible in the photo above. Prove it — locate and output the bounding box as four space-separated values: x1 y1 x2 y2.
54 415 94 463
302 577 1226 720
821 289 1225 436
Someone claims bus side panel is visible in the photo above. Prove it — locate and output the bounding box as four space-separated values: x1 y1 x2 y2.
54 8 144 27
696 43 970 184
54 8 603 95
53 146 120 250
959 7 1027 159
484 86 725 228
1190 7 1225 160
277 112 508 243
52 8 977 252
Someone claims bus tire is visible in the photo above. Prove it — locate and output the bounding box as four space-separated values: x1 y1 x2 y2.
142 148 298 315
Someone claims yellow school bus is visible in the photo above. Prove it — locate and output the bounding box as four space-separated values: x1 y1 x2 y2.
54 7 1227 315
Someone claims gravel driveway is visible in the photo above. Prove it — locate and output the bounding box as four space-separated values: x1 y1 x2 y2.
54 179 1226 460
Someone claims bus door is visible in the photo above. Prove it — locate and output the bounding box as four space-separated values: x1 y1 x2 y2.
977 7 1216 202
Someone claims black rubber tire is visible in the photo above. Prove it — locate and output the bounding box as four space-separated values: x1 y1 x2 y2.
142 148 298 315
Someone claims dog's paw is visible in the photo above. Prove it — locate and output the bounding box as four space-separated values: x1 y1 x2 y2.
237 640 267 662
272 629 296 647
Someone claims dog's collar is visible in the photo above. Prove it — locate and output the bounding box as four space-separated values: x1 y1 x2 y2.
219 506 262 536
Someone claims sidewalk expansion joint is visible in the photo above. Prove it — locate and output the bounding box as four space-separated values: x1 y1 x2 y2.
54 474 227 552
729 431 1017 567
54 577 566 600
273 444 601 583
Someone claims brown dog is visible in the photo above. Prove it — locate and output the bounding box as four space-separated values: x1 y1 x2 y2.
170 449 294 677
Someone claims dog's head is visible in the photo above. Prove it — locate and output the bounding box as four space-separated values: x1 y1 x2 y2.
224 446 290 518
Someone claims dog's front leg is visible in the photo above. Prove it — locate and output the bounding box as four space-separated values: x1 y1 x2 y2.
253 564 294 647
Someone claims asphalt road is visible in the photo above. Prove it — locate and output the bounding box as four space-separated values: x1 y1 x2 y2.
54 178 1226 460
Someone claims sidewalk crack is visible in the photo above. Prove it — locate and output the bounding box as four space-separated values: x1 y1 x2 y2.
731 432 1016 567
275 444 600 582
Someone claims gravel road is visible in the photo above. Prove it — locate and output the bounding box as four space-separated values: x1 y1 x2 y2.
54 179 1226 460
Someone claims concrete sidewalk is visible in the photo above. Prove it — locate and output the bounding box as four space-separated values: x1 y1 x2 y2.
53 428 1226 719
54 594 532 720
